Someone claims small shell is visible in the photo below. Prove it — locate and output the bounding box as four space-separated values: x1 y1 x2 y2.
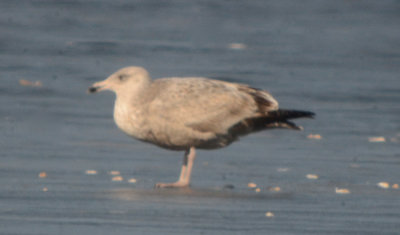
109 171 121 175
255 188 261 193
392 184 399 189
42 187 48 192
335 187 350 194
38 172 47 178
19 79 42 87
377 182 390 189
85 170 97 175
277 168 289 172
128 178 137 183
368 136 386 143
307 134 322 140
269 186 281 192
306 174 319 179
111 176 123 182
265 212 274 217
247 182 257 188
228 43 247 50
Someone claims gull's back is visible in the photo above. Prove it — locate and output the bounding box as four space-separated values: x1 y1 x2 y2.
134 77 279 150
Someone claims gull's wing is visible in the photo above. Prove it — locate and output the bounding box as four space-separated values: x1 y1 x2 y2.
145 77 278 135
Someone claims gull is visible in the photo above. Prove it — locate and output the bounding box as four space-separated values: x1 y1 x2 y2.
88 66 314 188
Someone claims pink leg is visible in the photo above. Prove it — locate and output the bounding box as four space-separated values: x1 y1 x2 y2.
155 147 196 188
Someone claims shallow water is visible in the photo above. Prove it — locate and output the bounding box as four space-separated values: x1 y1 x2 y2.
1 0 400 234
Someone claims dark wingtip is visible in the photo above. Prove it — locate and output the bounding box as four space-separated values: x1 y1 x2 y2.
269 109 316 120
307 111 316 119
294 110 315 119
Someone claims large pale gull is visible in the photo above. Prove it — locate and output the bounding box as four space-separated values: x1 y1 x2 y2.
88 66 314 188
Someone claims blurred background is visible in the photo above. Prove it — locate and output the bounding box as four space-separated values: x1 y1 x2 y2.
1 0 399 234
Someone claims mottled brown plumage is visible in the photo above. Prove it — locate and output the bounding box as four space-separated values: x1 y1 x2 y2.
88 66 314 188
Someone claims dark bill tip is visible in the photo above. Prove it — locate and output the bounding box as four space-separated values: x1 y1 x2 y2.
87 86 98 93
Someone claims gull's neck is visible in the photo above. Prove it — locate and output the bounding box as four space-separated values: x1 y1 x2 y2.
115 79 152 107
113 80 151 138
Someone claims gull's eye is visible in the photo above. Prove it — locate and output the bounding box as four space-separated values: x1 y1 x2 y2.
118 74 128 81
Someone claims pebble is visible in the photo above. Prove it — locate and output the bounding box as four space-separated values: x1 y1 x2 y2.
392 184 399 189
223 184 235 189
247 182 257 188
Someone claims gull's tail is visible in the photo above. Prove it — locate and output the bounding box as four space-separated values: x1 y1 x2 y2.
230 109 315 135
264 109 315 130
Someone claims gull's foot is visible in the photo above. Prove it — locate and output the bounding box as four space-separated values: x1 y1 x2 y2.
155 181 189 188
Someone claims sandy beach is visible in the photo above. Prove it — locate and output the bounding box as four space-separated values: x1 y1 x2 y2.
1 1 399 234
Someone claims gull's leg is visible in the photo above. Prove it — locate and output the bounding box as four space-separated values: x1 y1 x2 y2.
177 152 188 182
184 147 196 185
155 147 196 188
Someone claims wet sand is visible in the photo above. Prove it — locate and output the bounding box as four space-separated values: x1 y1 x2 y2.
1 0 400 234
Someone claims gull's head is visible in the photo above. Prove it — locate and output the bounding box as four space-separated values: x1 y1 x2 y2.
88 66 150 94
